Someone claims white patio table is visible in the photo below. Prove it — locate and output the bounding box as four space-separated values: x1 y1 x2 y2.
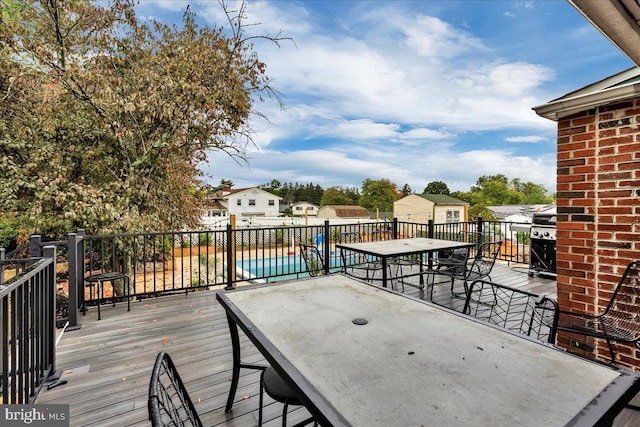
335 237 474 288
216 274 640 426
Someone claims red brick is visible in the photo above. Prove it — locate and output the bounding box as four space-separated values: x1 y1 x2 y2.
600 153 633 164
618 142 640 153
571 132 596 142
598 129 617 138
600 135 634 146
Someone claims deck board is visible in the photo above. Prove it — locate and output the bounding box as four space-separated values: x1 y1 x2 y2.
37 262 639 426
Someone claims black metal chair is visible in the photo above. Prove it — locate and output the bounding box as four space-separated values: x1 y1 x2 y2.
557 260 640 364
336 232 402 290
429 240 502 301
300 244 326 277
259 366 317 427
436 230 482 271
148 351 203 427
463 280 559 344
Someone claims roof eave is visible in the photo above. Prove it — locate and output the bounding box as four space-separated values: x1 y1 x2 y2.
569 0 640 67
532 82 640 121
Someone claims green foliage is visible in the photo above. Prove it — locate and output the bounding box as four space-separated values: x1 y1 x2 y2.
516 232 530 244
423 180 450 195
261 181 325 206
1 0 286 237
320 186 360 207
0 213 23 250
401 183 412 196
468 205 496 221
359 179 395 212
453 175 554 207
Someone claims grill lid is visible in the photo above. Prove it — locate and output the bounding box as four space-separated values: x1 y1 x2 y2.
532 207 556 226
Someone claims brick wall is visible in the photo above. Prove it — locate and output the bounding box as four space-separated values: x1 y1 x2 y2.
555 97 640 368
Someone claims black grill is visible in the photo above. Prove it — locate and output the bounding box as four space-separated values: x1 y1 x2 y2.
529 208 556 277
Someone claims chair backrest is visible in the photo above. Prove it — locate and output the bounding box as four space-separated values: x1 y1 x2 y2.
602 261 640 323
300 244 326 277
338 232 362 244
466 240 502 280
148 351 203 427
371 230 392 241
438 230 482 260
464 280 559 344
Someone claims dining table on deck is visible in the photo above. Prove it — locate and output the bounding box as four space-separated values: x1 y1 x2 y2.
335 237 474 289
216 274 640 427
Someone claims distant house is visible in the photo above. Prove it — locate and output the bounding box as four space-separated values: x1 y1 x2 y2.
317 205 370 219
202 186 282 220
394 194 469 224
289 201 319 217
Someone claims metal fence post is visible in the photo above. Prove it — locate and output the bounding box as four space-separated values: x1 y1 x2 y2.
225 224 234 290
67 232 81 330
428 220 434 238
42 245 60 381
323 220 330 274
477 216 484 235
392 217 398 239
30 235 42 258
0 248 4 286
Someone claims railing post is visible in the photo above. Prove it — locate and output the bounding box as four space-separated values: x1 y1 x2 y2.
42 245 60 382
392 217 398 239
323 220 330 275
0 248 4 286
67 231 82 330
30 234 42 258
428 220 434 238
225 224 234 290
477 216 484 235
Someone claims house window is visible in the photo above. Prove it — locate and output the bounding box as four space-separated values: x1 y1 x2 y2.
249 199 256 206
446 210 460 223
268 200 275 206
296 206 303 211
236 199 242 206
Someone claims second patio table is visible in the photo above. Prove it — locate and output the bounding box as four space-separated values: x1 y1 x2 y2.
217 274 640 426
335 237 474 288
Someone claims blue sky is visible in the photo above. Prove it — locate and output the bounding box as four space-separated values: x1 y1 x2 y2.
135 0 633 194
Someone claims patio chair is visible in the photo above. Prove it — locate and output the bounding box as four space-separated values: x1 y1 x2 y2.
259 366 317 427
436 230 482 272
429 240 502 301
148 351 203 427
300 244 326 277
463 280 559 344
557 260 640 364
337 232 402 291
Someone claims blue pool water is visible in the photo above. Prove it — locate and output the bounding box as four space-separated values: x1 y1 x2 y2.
236 251 343 281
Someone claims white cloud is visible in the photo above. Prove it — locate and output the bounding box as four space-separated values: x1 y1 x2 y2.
505 136 547 143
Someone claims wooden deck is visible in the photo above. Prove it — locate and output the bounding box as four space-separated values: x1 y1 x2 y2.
37 262 640 426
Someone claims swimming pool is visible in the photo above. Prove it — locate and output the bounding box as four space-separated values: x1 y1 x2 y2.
236 251 344 281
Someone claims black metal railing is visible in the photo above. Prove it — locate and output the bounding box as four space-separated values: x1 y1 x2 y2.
16 218 532 329
0 246 58 404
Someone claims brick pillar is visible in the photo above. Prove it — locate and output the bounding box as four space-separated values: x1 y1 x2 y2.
555 98 640 369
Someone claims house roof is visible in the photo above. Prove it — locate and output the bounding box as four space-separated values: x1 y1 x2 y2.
321 205 369 218
413 194 469 205
569 0 640 67
533 0 640 121
533 67 640 121
221 186 282 200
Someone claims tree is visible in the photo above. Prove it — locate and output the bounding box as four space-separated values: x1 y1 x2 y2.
401 183 412 196
423 181 450 195
359 179 396 212
468 205 496 221
1 0 287 236
320 186 358 207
